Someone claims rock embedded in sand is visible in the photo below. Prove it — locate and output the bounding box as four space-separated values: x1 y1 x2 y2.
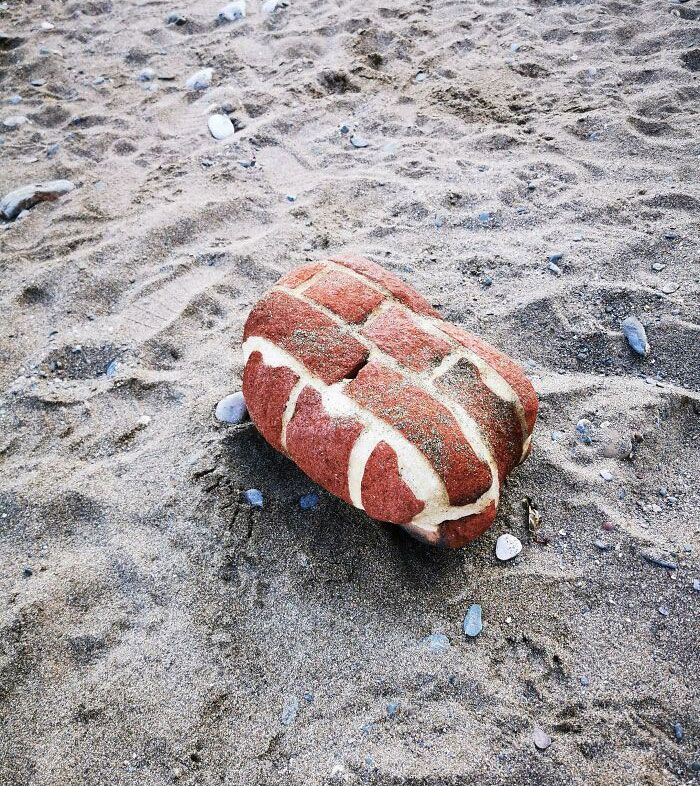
1 179 75 220
350 135 369 148
261 0 288 13
244 488 263 507
185 68 214 91
219 1 246 22
621 315 650 356
463 604 482 637
3 114 29 128
241 255 538 548
208 114 234 140
299 492 319 510
215 391 247 423
496 533 522 561
423 633 450 652
533 729 552 750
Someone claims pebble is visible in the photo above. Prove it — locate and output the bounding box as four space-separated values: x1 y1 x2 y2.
642 553 677 571
415 71 427 82
3 115 29 128
262 0 287 12
621 316 650 356
219 1 246 22
244 488 263 507
548 252 563 263
550 430 565 441
165 12 188 25
30 79 45 86
339 124 350 134
208 114 235 140
533 729 551 751
350 135 369 148
105 360 119 378
137 415 151 427
599 470 613 482
580 676 589 686
478 210 492 225
462 604 482 638
1 179 75 220
7 95 22 105
658 605 670 617
661 282 679 295
23 566 33 577
652 262 666 272
46 143 59 158
136 68 156 82
594 539 611 551
674 722 684 742
214 392 247 423
423 633 450 653
185 68 214 91
286 194 296 202
575 419 593 444
693 579 700 592
299 493 319 511
547 261 562 275
386 702 399 717
495 533 522 561
280 696 298 725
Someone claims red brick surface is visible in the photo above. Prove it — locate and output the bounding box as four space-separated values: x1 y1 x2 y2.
331 254 440 318
285 387 363 504
347 361 492 506
362 306 451 372
434 358 524 482
361 441 425 524
278 262 324 289
243 291 369 384
242 352 299 452
440 323 538 433
306 271 384 324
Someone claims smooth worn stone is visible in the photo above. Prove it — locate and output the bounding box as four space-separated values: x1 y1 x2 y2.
674 722 684 741
299 492 319 511
622 315 650 356
423 632 450 652
215 391 247 423
533 729 552 750
575 418 593 444
8 95 22 104
661 282 679 294
136 68 156 82
1 179 75 220
547 261 562 275
350 135 369 148
185 68 214 91
166 12 187 25
262 0 288 12
241 255 538 548
3 114 29 128
208 114 234 140
659 605 670 617
600 469 613 481
693 579 700 592
652 262 666 271
280 696 298 725
496 533 522 561
244 488 263 507
219 1 246 21
463 604 482 637
548 252 563 262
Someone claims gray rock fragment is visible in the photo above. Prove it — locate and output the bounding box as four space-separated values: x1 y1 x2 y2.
1 179 75 220
621 316 650 356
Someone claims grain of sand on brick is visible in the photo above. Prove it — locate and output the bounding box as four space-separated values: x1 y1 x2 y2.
1 0 699 784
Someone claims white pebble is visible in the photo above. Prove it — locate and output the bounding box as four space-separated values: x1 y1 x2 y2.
496 533 522 561
219 1 246 21
208 114 235 140
215 392 247 424
185 68 214 91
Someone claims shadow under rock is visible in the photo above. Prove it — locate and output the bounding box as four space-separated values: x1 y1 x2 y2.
219 425 474 602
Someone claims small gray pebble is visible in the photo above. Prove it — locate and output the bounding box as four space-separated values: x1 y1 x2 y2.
350 135 369 148
533 729 551 750
215 392 247 423
462 604 482 638
621 315 650 356
674 722 684 741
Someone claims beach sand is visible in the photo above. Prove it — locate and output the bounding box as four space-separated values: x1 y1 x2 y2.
1 0 699 783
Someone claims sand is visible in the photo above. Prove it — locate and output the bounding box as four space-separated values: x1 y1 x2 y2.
1 0 699 783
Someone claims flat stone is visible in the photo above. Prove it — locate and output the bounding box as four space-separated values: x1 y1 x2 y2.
533 729 551 750
462 604 482 637
299 492 319 510
423 632 450 652
350 135 369 148
185 68 214 91
621 315 650 356
496 533 522 561
208 114 235 140
1 179 75 220
599 469 613 481
215 392 247 423
3 114 29 128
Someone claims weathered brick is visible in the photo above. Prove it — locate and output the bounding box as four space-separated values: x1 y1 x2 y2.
434 358 524 481
278 262 325 289
346 361 492 506
362 306 451 372
331 254 439 318
437 502 497 549
306 271 384 324
243 291 369 384
440 323 539 433
285 386 363 503
361 441 425 524
242 351 299 452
